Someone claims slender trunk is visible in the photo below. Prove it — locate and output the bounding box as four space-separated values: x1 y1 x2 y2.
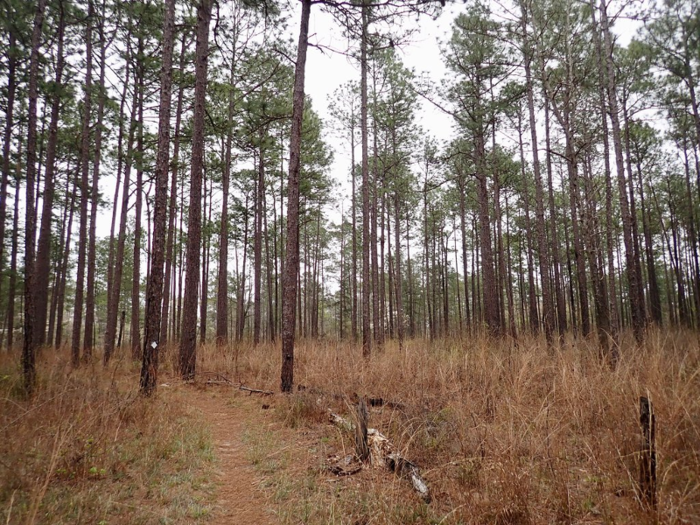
0 30 17 285
635 148 662 325
360 0 371 357
141 0 175 394
180 0 212 379
104 84 137 364
517 111 539 335
84 1 107 357
476 130 499 335
200 176 212 344
70 0 92 367
281 0 311 392
265 190 275 341
458 176 471 332
600 0 646 342
590 3 620 341
521 3 553 343
216 42 233 346
583 154 612 358
131 51 145 361
254 140 264 344
406 212 415 337
162 34 187 345
7 162 21 350
48 175 73 346
236 201 249 341
351 117 358 341
35 1 65 347
543 97 567 337
23 0 48 390
106 29 132 346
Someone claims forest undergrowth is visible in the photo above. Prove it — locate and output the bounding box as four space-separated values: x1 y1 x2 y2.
1 329 699 524
205 329 700 524
0 351 216 524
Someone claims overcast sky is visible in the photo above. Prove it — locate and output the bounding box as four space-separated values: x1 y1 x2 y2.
289 1 642 213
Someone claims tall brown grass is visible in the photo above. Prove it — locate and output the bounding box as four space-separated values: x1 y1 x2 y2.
2 328 698 524
0 349 215 524
210 328 700 524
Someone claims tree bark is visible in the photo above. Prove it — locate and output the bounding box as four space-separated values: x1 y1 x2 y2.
0 28 18 307
521 2 553 343
140 0 175 394
162 33 187 345
131 44 145 361
22 0 48 391
180 0 212 379
216 38 234 347
254 140 265 345
281 0 311 392
360 0 372 357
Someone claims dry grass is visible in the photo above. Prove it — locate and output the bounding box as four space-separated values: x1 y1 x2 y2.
0 349 216 524
1 328 698 524
213 328 700 524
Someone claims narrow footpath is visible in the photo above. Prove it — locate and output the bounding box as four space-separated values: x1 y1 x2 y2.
188 389 274 524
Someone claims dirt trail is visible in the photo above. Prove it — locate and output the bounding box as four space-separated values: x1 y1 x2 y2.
188 389 274 524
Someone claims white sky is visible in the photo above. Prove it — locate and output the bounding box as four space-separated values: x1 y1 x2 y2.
294 0 641 214
301 2 457 206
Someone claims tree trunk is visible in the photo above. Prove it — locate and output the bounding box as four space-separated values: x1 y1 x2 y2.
599 0 646 342
48 174 74 346
162 33 187 345
0 29 17 290
521 3 553 343
104 78 138 364
140 0 175 394
179 0 212 379
6 159 21 350
84 0 108 358
254 140 264 345
70 0 93 367
131 47 145 361
281 0 311 393
22 0 48 391
35 0 65 347
216 39 234 347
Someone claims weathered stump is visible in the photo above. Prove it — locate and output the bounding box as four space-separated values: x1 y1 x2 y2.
639 396 656 509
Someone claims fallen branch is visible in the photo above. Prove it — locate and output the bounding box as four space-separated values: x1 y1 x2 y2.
198 371 234 385
329 411 431 503
239 385 274 396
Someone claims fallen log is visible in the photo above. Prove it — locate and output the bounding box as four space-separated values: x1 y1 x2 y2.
329 410 431 503
240 385 274 396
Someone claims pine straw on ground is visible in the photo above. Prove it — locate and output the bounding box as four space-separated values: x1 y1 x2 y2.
192 328 700 524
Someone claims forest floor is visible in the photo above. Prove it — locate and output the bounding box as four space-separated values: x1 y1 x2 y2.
2 331 700 524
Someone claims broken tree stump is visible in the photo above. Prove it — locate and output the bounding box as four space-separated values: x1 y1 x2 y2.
639 396 656 509
355 398 370 462
329 408 431 503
